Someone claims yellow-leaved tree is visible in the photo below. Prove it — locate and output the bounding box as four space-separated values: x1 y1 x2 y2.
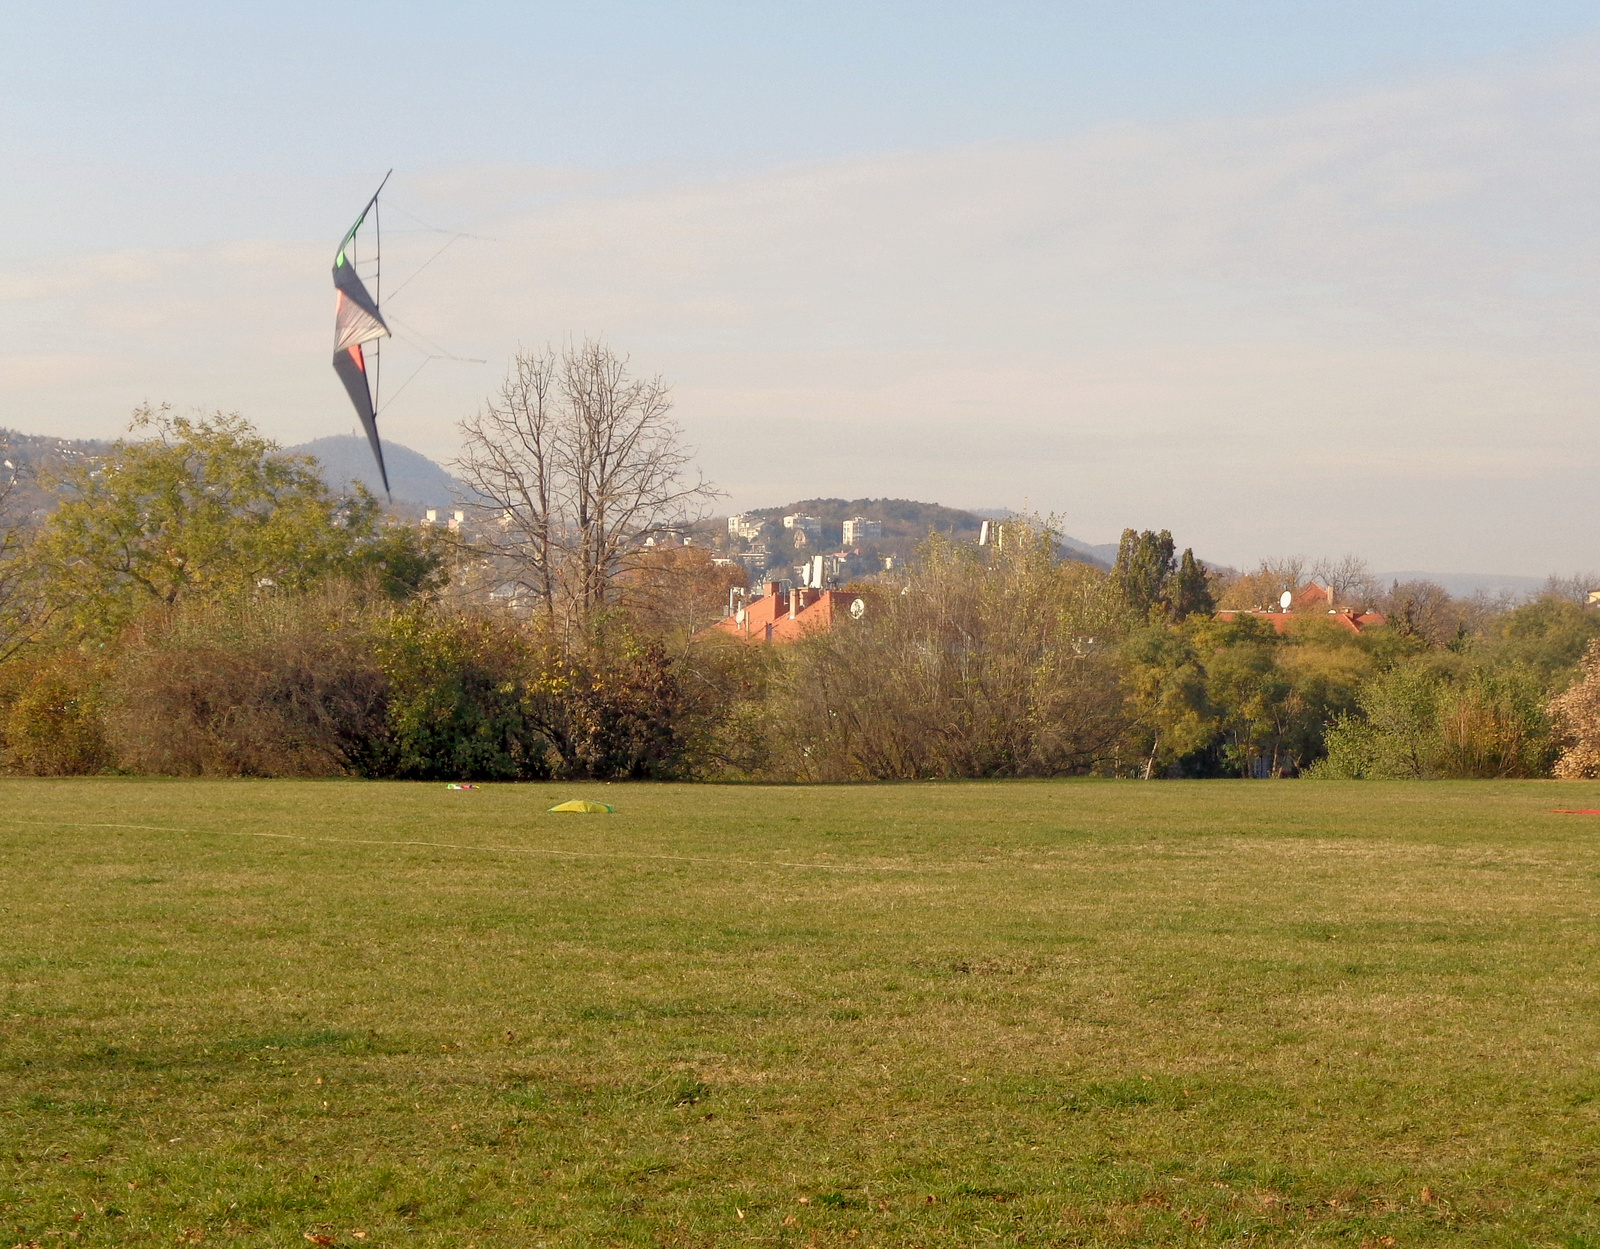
33 405 441 638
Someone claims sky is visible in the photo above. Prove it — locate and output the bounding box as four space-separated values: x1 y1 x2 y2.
5 1 1600 574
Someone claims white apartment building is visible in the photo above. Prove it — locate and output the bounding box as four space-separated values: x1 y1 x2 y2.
842 516 882 545
727 513 765 541
782 513 823 541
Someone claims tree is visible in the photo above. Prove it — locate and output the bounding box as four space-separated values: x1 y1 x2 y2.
617 544 747 637
1316 661 1552 779
1484 597 1600 686
33 406 434 637
1215 557 1308 611
1119 622 1218 776
1380 579 1459 646
1111 529 1175 619
1311 554 1380 611
1538 572 1600 605
1112 531 1214 623
769 521 1127 780
1167 548 1214 621
456 341 719 631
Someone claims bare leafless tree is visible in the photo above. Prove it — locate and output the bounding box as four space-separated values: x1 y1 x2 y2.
455 341 719 630
1381 578 1461 645
1538 572 1600 605
1311 554 1381 610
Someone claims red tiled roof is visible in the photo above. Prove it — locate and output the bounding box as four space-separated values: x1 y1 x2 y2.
1214 610 1387 635
708 587 864 644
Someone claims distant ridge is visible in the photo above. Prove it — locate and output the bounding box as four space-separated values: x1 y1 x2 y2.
286 435 461 511
729 498 1113 567
1377 571 1549 598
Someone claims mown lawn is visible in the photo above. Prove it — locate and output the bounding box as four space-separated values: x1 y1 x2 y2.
3 778 1600 1247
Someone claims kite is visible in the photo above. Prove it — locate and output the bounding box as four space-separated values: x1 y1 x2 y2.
332 172 393 498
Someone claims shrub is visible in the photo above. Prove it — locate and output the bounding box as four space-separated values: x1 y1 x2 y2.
373 612 702 781
372 610 542 780
1314 662 1552 779
766 525 1126 780
1549 639 1600 778
523 626 696 779
5 652 113 775
105 588 389 777
1436 667 1553 778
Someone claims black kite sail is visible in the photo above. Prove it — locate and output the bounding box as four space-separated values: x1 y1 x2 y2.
332 173 392 498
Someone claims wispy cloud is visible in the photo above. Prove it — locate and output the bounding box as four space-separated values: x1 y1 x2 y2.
3 36 1599 571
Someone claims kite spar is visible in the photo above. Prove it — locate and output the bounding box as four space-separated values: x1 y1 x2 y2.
332 172 393 499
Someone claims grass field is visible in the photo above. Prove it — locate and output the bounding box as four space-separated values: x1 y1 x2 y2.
4 779 1600 1247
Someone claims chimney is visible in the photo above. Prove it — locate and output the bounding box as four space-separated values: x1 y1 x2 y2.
764 580 780 599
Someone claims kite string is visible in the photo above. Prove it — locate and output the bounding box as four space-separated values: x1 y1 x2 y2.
374 314 486 417
377 356 438 416
385 234 462 302
384 312 485 363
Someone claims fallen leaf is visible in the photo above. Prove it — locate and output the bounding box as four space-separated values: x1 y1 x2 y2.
351 1234 367 1241
1421 1186 1436 1204
783 1216 797 1227
303 1236 335 1246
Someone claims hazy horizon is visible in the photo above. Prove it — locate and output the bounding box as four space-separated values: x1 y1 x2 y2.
7 2 1600 575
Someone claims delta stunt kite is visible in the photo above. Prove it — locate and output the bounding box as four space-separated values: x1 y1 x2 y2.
332 173 392 498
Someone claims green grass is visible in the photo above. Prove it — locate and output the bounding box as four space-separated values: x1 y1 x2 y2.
4 779 1600 1247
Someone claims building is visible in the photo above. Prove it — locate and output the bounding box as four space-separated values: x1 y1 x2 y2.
727 513 765 541
1214 610 1386 635
795 552 848 588
1215 582 1387 636
707 580 867 644
842 516 882 545
422 509 466 531
1216 581 1388 634
782 513 823 543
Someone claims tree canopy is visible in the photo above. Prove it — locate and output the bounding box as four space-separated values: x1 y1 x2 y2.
35 406 437 636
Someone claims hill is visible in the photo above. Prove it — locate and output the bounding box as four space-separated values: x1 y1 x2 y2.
285 435 461 511
747 497 987 545
709 498 1112 572
0 428 114 520
0 428 463 518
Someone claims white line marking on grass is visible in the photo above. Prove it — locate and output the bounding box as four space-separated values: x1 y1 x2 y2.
4 821 919 874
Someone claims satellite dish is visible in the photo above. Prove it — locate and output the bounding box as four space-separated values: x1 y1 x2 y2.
1279 590 1293 611
850 597 866 620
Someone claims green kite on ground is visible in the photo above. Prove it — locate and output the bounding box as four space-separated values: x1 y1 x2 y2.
547 799 615 814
